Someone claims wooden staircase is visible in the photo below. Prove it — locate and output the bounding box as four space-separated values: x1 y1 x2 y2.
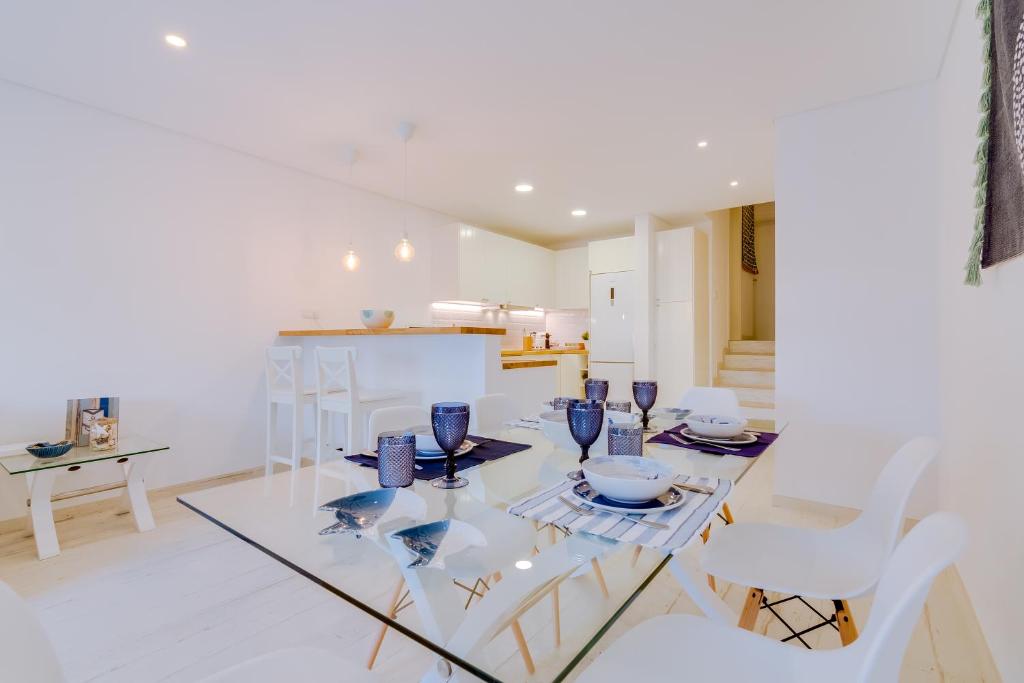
715 340 775 412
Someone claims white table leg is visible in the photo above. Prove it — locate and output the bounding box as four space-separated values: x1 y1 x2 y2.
26 470 60 560
122 453 155 532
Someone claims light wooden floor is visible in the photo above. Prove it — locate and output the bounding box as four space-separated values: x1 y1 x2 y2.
0 452 1001 682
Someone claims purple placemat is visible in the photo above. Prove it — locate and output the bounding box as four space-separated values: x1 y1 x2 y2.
647 423 779 457
342 436 532 481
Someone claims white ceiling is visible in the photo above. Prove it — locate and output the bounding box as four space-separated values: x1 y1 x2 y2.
0 1 958 247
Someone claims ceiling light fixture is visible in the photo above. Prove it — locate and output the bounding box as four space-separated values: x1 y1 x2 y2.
571 209 587 217
394 122 416 263
697 140 709 148
515 183 534 193
164 34 187 48
343 244 360 272
515 560 533 570
730 180 739 187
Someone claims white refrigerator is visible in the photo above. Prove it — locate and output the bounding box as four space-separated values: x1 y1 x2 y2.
589 271 634 400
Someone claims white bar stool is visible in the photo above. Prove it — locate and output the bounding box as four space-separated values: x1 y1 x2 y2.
313 346 409 465
265 346 316 475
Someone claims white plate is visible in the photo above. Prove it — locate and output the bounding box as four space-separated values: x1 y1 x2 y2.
679 427 758 446
571 481 689 514
415 440 475 461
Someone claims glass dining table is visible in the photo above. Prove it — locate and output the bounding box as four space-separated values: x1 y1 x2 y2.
178 419 779 682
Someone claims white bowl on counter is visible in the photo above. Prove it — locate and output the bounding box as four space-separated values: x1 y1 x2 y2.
361 309 395 330
684 414 748 438
582 456 675 503
538 410 609 456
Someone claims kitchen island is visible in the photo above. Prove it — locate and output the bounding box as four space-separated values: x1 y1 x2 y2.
277 327 558 419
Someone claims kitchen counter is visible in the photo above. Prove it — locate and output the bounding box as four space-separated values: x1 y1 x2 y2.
280 326 505 337
499 348 587 357
502 359 558 370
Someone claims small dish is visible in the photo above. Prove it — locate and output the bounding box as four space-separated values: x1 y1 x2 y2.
26 441 74 458
679 427 758 446
571 480 686 514
389 519 487 569
414 440 475 461
410 425 442 453
684 414 748 438
318 488 426 538
582 455 675 503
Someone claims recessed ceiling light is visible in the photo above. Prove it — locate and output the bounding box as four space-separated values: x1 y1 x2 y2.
571 209 587 217
729 180 739 187
515 560 533 570
514 183 534 193
697 140 709 148
164 34 188 48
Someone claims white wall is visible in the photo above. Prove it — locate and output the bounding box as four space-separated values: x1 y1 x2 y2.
706 209 731 374
935 1 1023 678
774 83 941 512
0 81 459 520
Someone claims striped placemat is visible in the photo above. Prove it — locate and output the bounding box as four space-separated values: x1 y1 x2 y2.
507 475 731 553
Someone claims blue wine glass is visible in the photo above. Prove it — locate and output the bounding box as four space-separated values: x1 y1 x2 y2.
584 378 609 401
633 381 658 431
430 402 470 489
566 398 604 480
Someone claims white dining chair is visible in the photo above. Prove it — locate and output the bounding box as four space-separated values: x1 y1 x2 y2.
200 648 378 682
0 580 65 683
366 405 430 450
701 436 938 644
575 511 966 683
677 386 741 417
314 346 408 465
473 393 516 435
265 346 316 475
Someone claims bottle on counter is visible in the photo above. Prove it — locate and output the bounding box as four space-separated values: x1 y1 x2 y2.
544 332 551 349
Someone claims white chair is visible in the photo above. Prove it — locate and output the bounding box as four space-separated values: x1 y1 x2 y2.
474 393 516 435
366 405 430 449
701 436 938 643
677 386 741 416
200 648 377 682
265 346 316 475
0 581 65 683
576 511 966 683
313 346 408 464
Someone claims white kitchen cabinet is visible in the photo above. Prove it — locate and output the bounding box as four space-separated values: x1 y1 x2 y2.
655 227 694 303
588 236 634 274
431 223 554 306
555 247 589 309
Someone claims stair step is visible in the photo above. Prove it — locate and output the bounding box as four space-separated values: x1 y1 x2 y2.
728 340 775 355
722 354 775 371
717 369 775 388
715 384 775 407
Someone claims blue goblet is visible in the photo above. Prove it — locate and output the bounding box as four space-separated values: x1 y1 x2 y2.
633 381 658 431
584 378 609 401
430 402 470 489
566 398 604 480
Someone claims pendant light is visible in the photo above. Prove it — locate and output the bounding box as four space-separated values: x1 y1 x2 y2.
341 145 360 272
394 122 416 262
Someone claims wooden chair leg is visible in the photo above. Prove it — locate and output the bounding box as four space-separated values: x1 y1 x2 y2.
631 545 642 567
510 619 536 675
737 587 764 631
834 599 859 645
721 502 735 524
367 578 405 669
701 525 716 591
552 582 561 647
548 523 557 545
591 558 610 598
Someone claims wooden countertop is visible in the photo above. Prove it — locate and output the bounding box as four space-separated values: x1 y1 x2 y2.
499 349 588 357
502 359 559 370
279 326 506 337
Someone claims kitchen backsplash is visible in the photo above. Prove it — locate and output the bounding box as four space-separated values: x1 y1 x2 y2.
429 306 588 349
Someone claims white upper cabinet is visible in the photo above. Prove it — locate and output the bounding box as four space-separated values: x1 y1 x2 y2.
655 227 695 302
554 246 589 309
588 236 634 274
435 223 554 306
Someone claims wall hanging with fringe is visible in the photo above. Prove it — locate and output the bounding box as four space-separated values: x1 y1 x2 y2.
741 205 758 275
965 0 1024 285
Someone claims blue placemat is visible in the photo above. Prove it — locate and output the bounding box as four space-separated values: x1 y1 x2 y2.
647 423 778 457
343 435 531 481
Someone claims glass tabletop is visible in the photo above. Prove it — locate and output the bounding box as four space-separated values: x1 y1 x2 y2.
0 434 170 475
178 422 779 682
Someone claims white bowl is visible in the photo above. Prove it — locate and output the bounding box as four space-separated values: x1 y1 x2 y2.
410 426 442 453
361 309 395 330
538 410 609 456
684 414 748 438
582 456 675 503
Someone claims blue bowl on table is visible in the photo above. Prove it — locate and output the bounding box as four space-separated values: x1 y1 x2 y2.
26 441 74 458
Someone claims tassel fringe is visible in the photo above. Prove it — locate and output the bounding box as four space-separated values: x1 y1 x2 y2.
964 0 993 286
